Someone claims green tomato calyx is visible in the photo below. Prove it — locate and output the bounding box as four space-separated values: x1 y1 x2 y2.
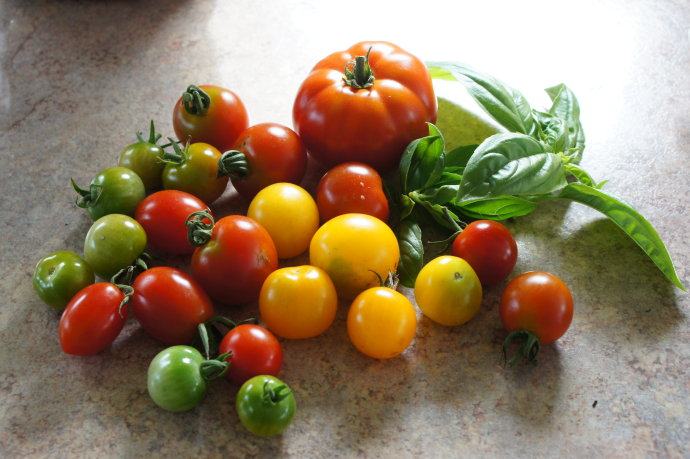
160 137 190 165
71 178 103 210
502 330 541 366
185 210 214 246
217 150 249 178
343 47 375 89
182 85 211 116
263 381 292 404
199 352 231 381
135 120 163 145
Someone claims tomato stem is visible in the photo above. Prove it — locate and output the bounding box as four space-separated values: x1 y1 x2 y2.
136 120 162 145
185 209 215 246
199 352 231 381
502 330 541 366
181 85 211 116
70 178 102 209
263 381 292 404
217 150 249 178
160 137 189 165
343 47 375 89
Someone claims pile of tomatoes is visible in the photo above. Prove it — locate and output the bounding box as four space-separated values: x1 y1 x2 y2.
32 41 575 437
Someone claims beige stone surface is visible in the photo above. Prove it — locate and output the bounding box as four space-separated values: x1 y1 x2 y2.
1 0 688 457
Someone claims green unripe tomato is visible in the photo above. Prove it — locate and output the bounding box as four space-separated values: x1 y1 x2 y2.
147 346 207 412
33 251 94 311
236 375 296 437
84 214 146 279
73 166 145 220
118 142 164 192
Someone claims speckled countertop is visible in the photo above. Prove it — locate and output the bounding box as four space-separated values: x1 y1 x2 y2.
1 1 688 457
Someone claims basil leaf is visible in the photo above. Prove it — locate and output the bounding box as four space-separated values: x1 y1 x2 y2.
564 163 596 187
533 110 568 152
453 195 537 221
557 183 685 290
545 83 585 163
445 144 478 172
397 220 424 288
459 133 567 200
427 62 535 135
399 194 415 221
410 193 462 231
399 124 445 193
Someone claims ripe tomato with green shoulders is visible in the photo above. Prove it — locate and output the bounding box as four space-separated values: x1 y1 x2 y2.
161 141 228 204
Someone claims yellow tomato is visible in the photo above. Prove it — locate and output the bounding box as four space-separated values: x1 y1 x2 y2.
309 213 399 298
248 183 319 258
347 287 416 359
259 266 337 339
414 255 482 326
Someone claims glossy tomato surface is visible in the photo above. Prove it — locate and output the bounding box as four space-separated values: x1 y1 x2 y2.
147 345 207 412
33 251 94 311
59 282 127 355
500 271 574 344
316 162 389 222
162 142 228 204
236 375 296 437
135 190 209 255
131 267 214 345
452 220 518 286
293 41 436 171
172 84 249 152
83 214 146 279
191 215 278 304
73 166 145 221
118 126 165 192
219 324 283 385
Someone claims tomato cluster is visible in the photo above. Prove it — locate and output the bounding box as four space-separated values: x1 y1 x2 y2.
33 41 575 438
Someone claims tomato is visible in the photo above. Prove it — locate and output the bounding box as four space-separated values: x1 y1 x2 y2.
131 267 214 345
247 183 318 258
500 272 574 363
309 213 399 298
452 220 518 286
259 266 337 339
293 41 437 171
147 345 229 412
162 142 228 204
187 212 277 304
71 167 145 220
118 120 165 192
59 282 128 355
135 190 209 255
414 256 482 326
33 251 94 311
218 123 307 199
316 162 389 222
84 214 147 279
347 287 416 359
236 375 296 437
172 84 249 152
219 324 282 385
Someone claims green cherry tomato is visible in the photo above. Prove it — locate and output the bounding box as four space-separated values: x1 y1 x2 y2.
84 214 146 279
72 166 145 220
147 346 207 412
162 141 228 204
118 121 165 192
236 375 296 437
32 251 94 311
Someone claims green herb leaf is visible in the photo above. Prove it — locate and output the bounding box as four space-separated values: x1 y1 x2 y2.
459 133 567 200
397 220 424 288
399 124 446 192
533 110 568 152
545 83 585 163
444 144 478 173
564 163 596 187
453 195 537 221
427 62 535 135
557 183 685 290
409 192 463 232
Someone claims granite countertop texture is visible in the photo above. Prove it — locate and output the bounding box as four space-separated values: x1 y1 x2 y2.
1 0 688 457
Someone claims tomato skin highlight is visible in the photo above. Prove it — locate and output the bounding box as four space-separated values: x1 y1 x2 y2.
33 251 94 311
131 267 214 345
229 123 307 199
452 220 518 286
75 166 145 221
135 190 209 256
162 142 228 204
59 283 127 356
147 345 207 412
293 41 437 171
118 141 164 192
191 215 278 305
172 84 249 152
236 375 296 437
219 324 283 385
500 271 574 344
316 162 389 223
83 214 147 279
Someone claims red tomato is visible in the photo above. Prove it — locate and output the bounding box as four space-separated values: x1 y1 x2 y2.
500 271 574 345
293 41 437 171
219 123 307 199
218 324 282 385
59 283 128 355
452 220 518 286
189 213 278 304
172 84 249 152
135 191 209 255
131 267 214 345
316 162 389 222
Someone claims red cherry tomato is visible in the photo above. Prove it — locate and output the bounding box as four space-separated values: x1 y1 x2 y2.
218 123 307 199
172 84 249 152
316 162 389 222
131 267 214 345
219 324 282 385
188 212 278 304
135 191 209 255
452 220 517 286
59 283 128 356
